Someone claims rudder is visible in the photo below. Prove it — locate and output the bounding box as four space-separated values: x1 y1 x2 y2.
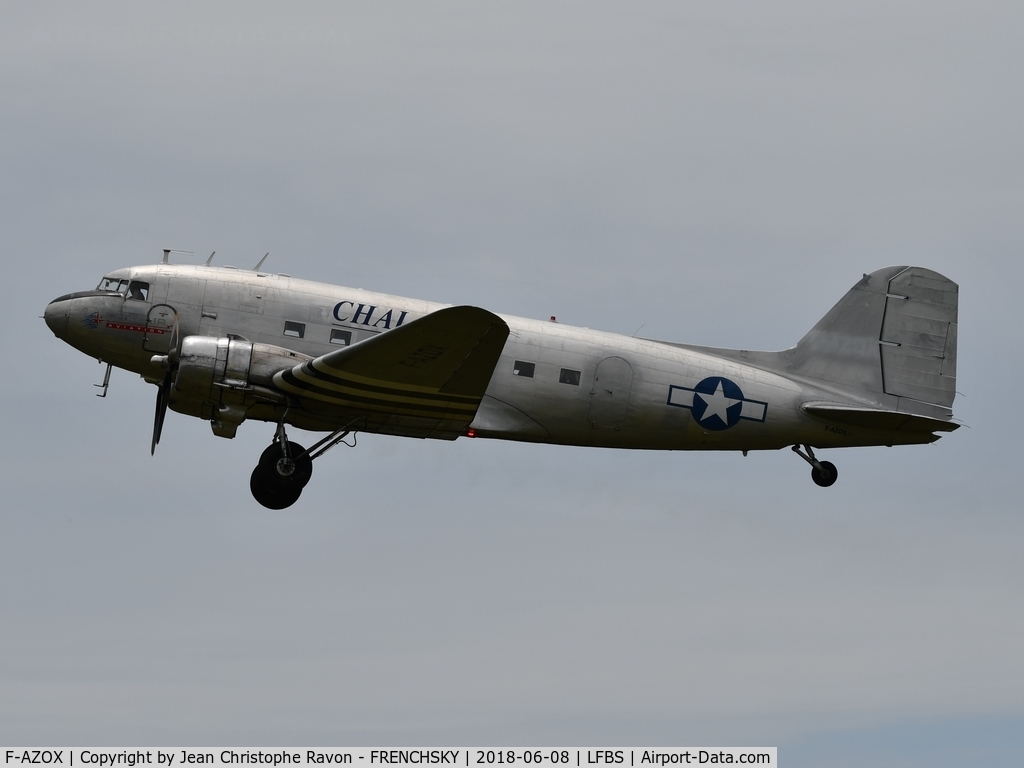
879 268 957 408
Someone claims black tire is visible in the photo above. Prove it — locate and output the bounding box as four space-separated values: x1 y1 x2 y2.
811 460 838 488
258 440 313 489
250 465 303 509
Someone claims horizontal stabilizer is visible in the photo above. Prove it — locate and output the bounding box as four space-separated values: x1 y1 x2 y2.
273 306 510 439
802 402 960 433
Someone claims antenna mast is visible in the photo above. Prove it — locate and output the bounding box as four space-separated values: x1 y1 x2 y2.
160 248 195 265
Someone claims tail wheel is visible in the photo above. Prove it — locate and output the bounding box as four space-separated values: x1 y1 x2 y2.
811 460 838 488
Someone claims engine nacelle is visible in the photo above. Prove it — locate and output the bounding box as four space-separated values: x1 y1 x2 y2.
169 336 311 437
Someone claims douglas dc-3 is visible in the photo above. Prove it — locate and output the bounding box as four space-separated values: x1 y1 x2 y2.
44 251 959 508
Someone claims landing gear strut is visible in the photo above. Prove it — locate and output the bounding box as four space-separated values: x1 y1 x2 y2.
792 444 838 488
250 421 356 509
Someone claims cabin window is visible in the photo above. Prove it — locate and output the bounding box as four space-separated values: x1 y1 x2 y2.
330 328 352 346
513 361 535 378
283 321 305 339
559 368 581 386
126 281 149 301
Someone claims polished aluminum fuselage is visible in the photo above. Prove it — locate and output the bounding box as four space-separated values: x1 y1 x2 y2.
44 263 937 451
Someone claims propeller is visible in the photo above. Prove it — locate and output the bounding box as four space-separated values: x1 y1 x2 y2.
152 372 171 455
151 314 180 455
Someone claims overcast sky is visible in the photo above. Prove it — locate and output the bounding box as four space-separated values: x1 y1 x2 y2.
2 3 1023 766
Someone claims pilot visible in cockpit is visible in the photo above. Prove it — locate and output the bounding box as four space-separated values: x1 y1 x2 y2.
127 281 149 301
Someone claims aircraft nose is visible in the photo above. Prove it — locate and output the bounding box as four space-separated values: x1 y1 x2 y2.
44 297 70 338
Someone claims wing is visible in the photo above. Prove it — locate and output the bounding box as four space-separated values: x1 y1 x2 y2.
273 306 510 439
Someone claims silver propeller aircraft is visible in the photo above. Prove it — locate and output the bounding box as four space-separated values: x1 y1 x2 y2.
44 252 959 508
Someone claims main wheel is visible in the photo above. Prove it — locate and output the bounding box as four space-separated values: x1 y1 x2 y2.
250 465 303 509
811 460 838 488
258 440 313 489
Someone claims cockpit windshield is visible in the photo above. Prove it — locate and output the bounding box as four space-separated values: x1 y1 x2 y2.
98 277 128 293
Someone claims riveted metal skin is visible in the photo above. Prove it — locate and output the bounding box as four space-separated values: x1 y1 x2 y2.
44 262 959 462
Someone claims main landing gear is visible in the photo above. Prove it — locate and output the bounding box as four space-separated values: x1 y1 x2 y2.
250 421 356 509
792 444 838 488
250 431 312 510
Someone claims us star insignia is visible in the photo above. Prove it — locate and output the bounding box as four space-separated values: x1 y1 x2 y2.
667 376 767 431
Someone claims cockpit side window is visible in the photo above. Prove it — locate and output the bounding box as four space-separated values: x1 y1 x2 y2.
97 277 128 294
127 280 150 301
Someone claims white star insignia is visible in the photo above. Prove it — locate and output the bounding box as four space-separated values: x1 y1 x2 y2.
695 381 740 425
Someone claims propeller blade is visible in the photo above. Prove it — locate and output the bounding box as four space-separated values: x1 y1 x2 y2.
152 313 180 455
167 312 181 363
151 372 171 455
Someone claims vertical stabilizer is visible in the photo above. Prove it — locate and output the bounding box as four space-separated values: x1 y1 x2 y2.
788 266 958 413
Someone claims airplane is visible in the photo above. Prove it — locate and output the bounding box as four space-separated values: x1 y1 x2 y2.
43 251 960 509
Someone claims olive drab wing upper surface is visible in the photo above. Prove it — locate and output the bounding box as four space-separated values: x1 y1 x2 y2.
273 306 510 440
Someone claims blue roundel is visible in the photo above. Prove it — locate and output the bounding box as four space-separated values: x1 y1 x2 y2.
691 376 745 431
